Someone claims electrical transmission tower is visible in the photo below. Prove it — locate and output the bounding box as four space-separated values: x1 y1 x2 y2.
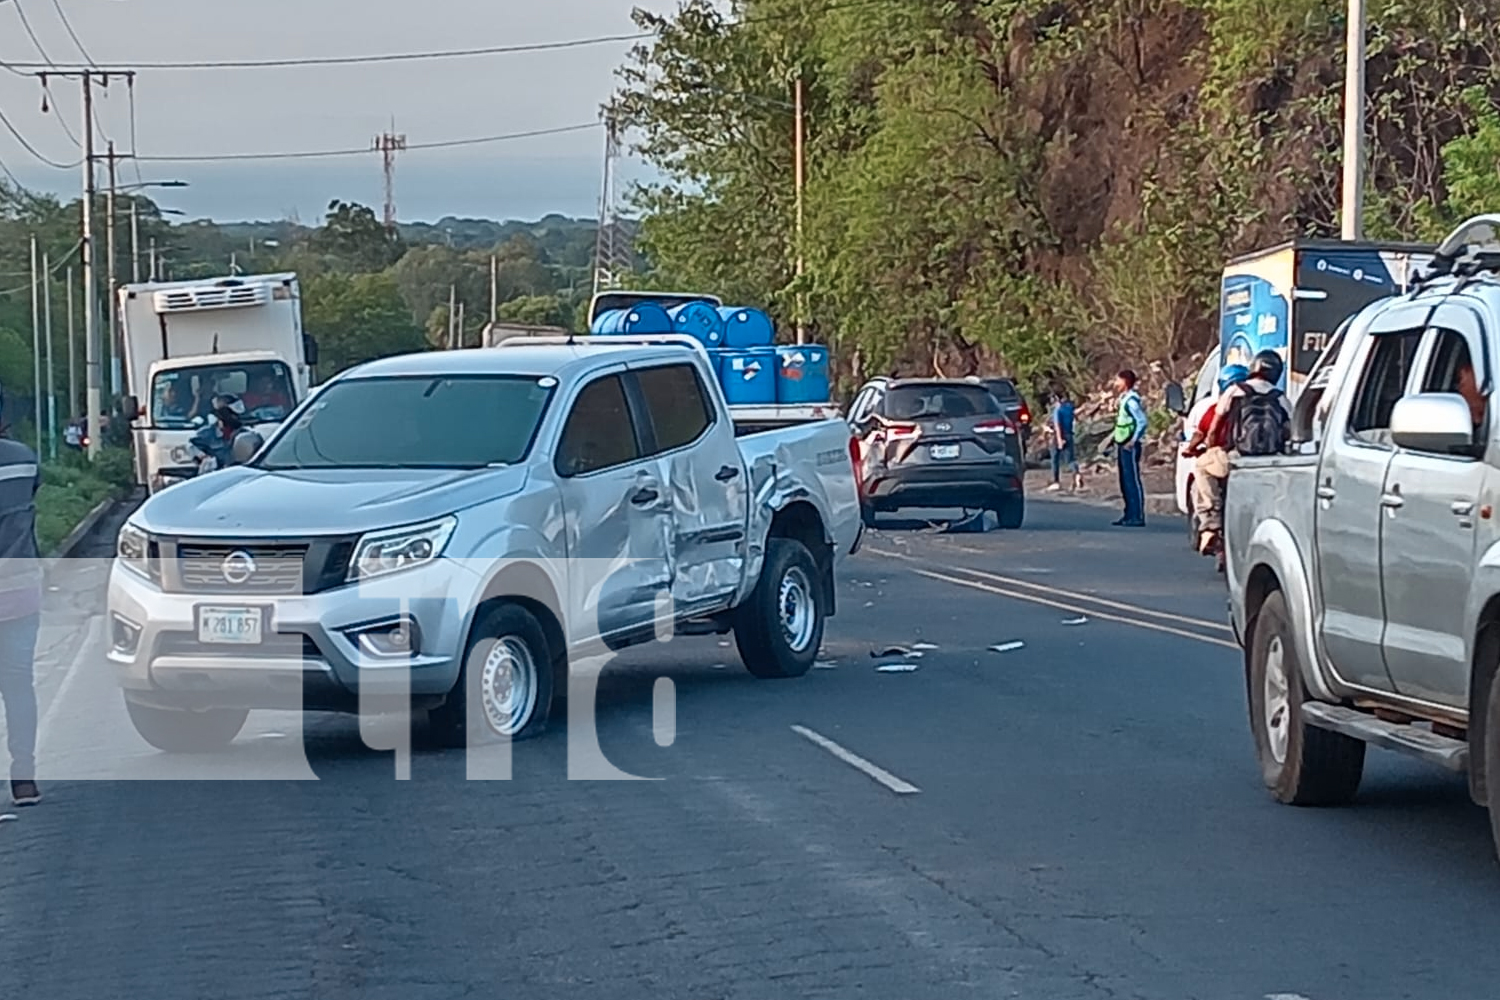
372 122 407 230
592 114 634 297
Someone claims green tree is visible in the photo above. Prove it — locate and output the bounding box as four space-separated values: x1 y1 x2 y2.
301 272 425 375
308 200 405 272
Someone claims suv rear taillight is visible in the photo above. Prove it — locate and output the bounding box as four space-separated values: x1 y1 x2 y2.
973 419 1015 435
1017 401 1031 424
885 422 920 441
849 433 862 498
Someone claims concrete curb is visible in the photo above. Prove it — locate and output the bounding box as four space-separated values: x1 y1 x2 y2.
46 495 119 563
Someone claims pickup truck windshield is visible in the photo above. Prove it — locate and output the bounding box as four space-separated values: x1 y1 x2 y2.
258 374 554 470
152 360 294 429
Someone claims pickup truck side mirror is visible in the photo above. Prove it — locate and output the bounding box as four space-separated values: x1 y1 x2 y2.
1390 393 1475 454
121 394 140 421
1164 382 1186 416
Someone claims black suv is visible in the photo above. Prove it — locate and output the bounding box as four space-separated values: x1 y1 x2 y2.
848 377 1025 528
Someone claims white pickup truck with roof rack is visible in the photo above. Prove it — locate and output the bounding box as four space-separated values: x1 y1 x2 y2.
117 272 317 493
106 332 862 751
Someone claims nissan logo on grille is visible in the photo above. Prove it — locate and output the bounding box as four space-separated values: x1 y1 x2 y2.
221 550 257 585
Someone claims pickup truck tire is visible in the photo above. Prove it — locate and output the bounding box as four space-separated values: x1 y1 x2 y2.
1481 677 1500 861
1247 591 1365 805
734 537 824 680
429 603 554 748
993 493 1025 530
860 502 877 529
123 696 249 753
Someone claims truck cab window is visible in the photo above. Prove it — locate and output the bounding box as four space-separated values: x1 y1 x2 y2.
635 363 713 454
556 375 641 476
1347 331 1422 446
1421 329 1487 436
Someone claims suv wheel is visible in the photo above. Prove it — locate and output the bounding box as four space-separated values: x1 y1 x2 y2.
734 537 824 679
430 603 554 748
123 696 248 753
1247 591 1364 805
994 492 1025 530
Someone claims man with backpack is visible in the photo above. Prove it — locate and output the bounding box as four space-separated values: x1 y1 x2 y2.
1208 349 1292 459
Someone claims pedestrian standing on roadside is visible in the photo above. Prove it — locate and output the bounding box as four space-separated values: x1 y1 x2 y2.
1044 385 1084 493
1109 369 1149 527
0 381 43 806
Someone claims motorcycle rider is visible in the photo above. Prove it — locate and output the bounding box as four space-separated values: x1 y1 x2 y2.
1182 363 1250 557
190 393 249 470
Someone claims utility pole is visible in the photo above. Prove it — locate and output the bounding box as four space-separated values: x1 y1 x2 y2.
149 237 157 281
793 74 807 344
490 255 498 324
43 253 55 459
82 71 101 458
456 301 465 349
447 284 457 349
1340 0 1366 240
130 199 140 282
67 267 76 421
30 236 41 453
106 142 120 396
372 122 407 231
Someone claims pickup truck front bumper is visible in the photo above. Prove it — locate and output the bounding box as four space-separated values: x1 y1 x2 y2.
106 557 482 712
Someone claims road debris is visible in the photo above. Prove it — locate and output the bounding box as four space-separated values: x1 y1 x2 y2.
876 663 919 673
813 660 838 670
989 641 1025 653
0 813 16 824
871 645 911 658
1061 617 1089 626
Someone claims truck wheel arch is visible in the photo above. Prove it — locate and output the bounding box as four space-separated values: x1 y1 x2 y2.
767 501 836 617
1468 599 1500 806
472 563 568 685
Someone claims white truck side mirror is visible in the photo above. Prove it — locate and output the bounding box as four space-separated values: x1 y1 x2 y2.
1390 393 1475 454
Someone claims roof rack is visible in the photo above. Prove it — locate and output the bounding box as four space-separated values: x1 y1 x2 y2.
495 332 713 362
1412 214 1500 289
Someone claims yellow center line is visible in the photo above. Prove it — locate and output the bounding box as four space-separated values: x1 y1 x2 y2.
868 546 1233 635
910 568 1241 651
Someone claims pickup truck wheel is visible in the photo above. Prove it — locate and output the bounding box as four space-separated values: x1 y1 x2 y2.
994 492 1025 530
860 502 877 529
429 603 554 748
123 695 248 753
1481 676 1500 862
1247 591 1365 805
734 537 824 680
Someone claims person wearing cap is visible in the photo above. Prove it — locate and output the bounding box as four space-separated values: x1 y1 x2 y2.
0 381 42 806
1109 369 1149 526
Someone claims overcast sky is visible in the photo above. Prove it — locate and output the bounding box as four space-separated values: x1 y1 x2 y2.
0 0 671 222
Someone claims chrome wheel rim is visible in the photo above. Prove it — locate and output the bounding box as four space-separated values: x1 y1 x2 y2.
1264 635 1291 765
479 637 538 737
779 566 817 653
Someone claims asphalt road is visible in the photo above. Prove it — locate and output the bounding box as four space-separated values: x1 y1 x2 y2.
1 496 1494 999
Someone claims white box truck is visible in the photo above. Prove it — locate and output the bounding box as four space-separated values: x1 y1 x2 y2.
117 272 316 492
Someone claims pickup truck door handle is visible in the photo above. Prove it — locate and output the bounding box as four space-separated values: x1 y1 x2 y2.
715 465 739 482
1452 500 1476 516
1380 493 1404 509
630 487 660 506
1316 485 1336 501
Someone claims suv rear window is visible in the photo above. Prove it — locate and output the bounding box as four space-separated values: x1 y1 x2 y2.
884 385 1001 420
982 379 1020 401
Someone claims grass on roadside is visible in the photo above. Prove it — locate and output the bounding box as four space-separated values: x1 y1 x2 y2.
35 447 135 554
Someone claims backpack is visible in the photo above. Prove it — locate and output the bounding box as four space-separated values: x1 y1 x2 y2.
1228 384 1289 456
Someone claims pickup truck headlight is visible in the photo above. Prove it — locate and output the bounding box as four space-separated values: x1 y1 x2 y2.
347 517 457 582
169 444 193 465
117 521 152 578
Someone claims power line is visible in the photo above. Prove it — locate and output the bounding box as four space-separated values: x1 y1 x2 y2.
0 31 655 71
48 0 97 66
0 104 80 169
10 0 56 67
133 121 600 162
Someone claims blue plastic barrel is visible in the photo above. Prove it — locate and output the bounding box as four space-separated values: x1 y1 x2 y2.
717 306 775 348
611 302 673 334
717 348 777 405
669 301 725 347
589 308 625 334
774 344 831 404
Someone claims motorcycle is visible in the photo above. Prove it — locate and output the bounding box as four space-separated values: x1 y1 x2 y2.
153 427 265 492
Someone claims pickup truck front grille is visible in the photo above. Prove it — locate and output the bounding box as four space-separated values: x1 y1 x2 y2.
172 543 307 594
155 536 361 596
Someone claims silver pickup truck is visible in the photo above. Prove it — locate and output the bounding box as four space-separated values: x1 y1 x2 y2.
107 335 862 751
1226 215 1500 858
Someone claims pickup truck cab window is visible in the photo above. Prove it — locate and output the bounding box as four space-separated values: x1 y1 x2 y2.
1418 327 1488 449
634 363 714 454
1346 330 1423 446
556 374 642 477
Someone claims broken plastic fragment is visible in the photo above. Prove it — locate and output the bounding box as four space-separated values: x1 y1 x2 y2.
912 642 938 650
876 663 919 673
989 641 1025 653
1061 617 1088 626
871 646 911 658
813 660 837 670
0 813 15 824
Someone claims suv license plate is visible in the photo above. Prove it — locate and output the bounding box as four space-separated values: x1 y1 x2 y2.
930 444 960 460
198 606 262 645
